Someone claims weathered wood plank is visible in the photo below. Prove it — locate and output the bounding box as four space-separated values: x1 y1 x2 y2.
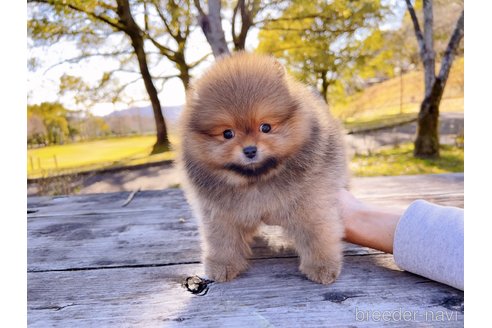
28 174 463 271
27 188 186 217
28 210 199 272
27 174 465 327
27 255 463 327
349 173 464 197
28 208 377 271
350 173 464 209
27 174 464 216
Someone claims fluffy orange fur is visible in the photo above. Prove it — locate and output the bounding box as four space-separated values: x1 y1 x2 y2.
178 52 348 284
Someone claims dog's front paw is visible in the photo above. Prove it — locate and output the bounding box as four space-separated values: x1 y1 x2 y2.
204 258 248 282
300 261 342 285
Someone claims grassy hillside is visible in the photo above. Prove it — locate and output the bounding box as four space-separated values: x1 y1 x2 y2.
333 57 464 121
28 135 175 179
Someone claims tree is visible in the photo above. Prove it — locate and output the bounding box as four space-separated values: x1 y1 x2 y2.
258 0 386 103
115 0 170 152
404 0 464 158
27 102 71 145
28 0 169 152
80 115 111 139
194 0 231 57
230 0 264 51
193 0 295 57
28 0 206 152
192 0 388 99
144 0 209 90
362 0 463 82
27 114 48 146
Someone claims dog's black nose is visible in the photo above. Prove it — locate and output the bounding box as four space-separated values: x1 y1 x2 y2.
243 146 257 159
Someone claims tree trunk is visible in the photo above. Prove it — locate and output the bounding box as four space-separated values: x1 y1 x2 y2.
422 0 435 96
175 51 191 90
195 0 230 57
179 67 191 91
414 98 440 158
320 70 329 104
132 38 171 153
232 0 252 51
413 7 464 158
116 0 170 153
414 0 437 158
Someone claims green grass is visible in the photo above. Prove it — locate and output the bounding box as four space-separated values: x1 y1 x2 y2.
27 135 176 179
29 137 463 180
333 57 464 121
351 143 464 177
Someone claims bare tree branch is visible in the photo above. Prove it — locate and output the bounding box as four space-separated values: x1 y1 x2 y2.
404 0 425 61
194 0 230 57
29 0 127 31
261 26 357 34
234 0 253 50
143 1 150 32
437 10 464 83
183 1 193 40
254 14 330 25
264 45 320 54
189 52 212 68
231 0 240 47
156 74 182 93
152 0 180 42
42 51 134 74
115 69 143 75
143 31 176 59
154 74 181 81
110 77 143 103
422 0 435 94
193 0 206 17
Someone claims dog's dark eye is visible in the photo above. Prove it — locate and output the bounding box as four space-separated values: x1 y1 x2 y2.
260 123 271 133
223 129 235 139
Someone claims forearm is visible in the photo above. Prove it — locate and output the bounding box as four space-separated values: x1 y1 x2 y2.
339 189 464 290
343 203 401 254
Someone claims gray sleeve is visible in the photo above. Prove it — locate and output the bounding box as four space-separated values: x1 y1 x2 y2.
393 200 464 290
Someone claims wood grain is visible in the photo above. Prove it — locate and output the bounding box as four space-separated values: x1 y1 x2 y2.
27 174 464 327
28 255 463 327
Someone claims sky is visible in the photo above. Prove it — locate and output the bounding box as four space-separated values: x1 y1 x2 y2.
27 15 259 117
28 30 212 116
27 1 404 117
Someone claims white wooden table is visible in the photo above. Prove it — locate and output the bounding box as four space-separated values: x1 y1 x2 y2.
28 173 464 327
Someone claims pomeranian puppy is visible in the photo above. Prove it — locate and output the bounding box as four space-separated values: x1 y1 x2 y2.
178 52 348 284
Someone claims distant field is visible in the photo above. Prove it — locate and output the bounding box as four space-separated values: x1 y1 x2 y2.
28 136 463 181
333 57 464 121
27 135 175 178
351 143 464 177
